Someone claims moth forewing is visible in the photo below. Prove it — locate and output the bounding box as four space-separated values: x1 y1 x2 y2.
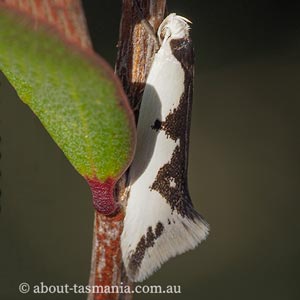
121 13 209 282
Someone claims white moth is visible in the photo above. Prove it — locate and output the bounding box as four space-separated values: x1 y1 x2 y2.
121 13 209 282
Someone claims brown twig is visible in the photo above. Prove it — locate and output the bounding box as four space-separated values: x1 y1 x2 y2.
88 2 166 299
88 2 166 300
1 0 166 299
115 0 166 120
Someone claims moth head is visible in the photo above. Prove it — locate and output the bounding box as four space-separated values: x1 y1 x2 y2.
158 13 192 45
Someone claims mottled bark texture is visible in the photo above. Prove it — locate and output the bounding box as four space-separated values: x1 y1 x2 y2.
115 0 166 119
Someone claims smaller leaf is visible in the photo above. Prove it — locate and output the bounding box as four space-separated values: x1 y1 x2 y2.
0 8 136 214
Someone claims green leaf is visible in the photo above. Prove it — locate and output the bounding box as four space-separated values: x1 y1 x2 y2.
0 9 135 183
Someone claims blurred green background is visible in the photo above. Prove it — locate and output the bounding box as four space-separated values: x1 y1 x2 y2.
0 0 299 299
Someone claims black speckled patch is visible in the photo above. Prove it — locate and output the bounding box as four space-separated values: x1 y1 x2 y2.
150 37 199 219
151 119 162 131
129 222 164 275
155 221 164 236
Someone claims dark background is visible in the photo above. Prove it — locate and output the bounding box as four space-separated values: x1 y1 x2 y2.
1 1 299 299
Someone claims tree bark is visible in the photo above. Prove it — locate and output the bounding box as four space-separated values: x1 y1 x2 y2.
116 0 166 119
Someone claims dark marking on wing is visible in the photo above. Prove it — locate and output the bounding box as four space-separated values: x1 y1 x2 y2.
151 119 162 131
155 221 164 236
151 145 196 219
128 222 164 276
150 37 200 219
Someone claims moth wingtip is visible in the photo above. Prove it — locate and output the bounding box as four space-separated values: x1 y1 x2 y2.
122 211 209 282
